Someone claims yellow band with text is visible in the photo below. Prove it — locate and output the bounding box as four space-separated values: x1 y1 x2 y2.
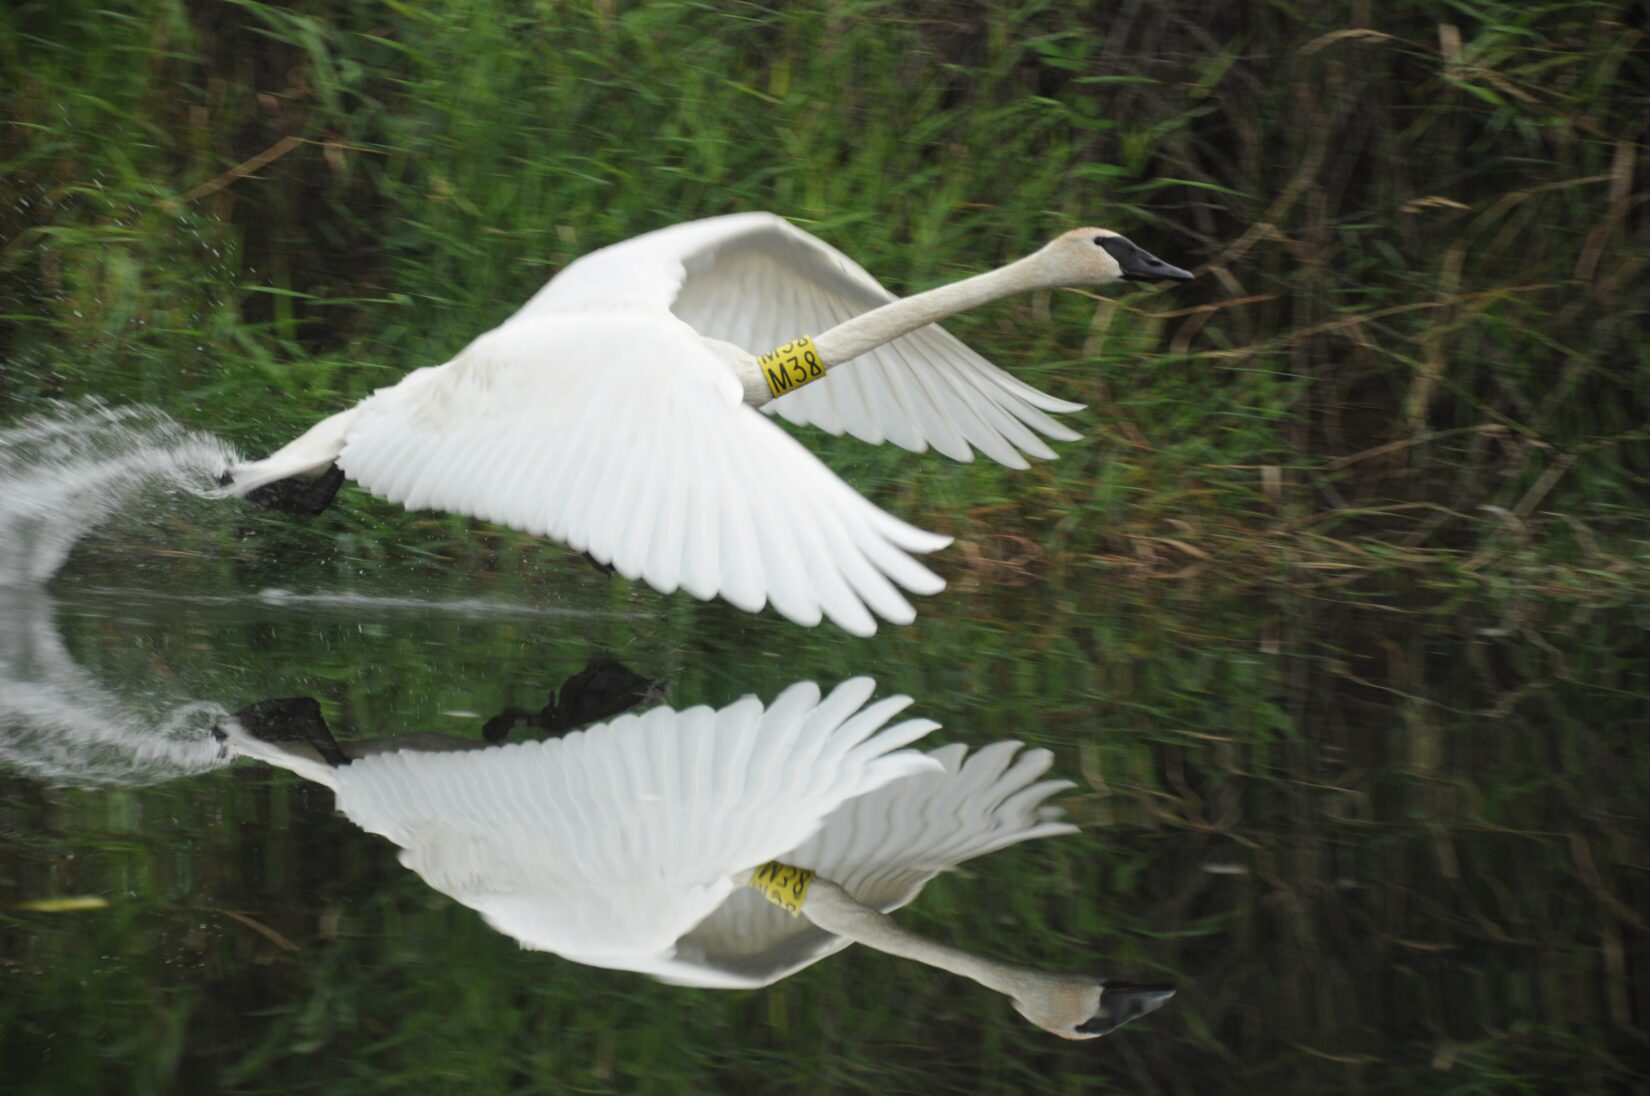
748 860 814 917
757 336 825 400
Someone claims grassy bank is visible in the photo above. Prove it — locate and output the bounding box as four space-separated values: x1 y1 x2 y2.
3 0 1648 601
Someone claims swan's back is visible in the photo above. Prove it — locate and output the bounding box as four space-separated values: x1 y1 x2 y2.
512 212 1083 469
512 213 799 316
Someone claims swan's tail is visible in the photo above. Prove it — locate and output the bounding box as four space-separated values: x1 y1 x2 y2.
219 407 357 497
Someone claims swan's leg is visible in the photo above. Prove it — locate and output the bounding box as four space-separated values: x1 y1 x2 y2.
221 697 351 767
543 659 665 731
481 707 536 744
220 463 346 517
482 660 663 743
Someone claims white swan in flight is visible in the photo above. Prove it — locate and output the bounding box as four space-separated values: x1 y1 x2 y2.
220 214 1193 635
217 677 1174 1038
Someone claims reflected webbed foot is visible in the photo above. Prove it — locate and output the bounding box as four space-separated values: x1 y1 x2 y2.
546 659 666 731
482 706 536 745
226 696 350 767
481 659 665 744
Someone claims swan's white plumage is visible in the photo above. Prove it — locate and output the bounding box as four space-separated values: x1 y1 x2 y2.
226 212 1112 632
221 679 1077 990
328 314 948 635
514 213 1083 469
661 739 1076 987
222 678 945 972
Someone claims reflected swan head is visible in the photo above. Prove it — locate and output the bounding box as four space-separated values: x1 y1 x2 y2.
1027 980 1176 1040
214 674 1173 1040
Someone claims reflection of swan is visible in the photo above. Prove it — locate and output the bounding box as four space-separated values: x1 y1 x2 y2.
0 587 224 784
219 678 1172 1038
0 585 654 785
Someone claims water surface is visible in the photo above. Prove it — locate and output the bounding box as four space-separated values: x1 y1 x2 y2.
3 552 1645 1093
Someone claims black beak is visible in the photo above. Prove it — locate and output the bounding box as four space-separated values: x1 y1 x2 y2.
1100 237 1195 282
1075 982 1176 1037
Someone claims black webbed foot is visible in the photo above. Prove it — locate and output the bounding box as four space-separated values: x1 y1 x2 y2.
242 464 346 517
228 697 351 767
482 706 536 745
581 551 616 577
544 659 666 731
480 659 665 745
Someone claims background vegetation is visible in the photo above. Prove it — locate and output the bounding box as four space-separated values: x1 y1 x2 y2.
3 1 1649 1092
4 0 1647 600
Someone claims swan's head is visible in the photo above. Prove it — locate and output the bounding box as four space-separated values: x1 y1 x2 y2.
1012 977 1176 1040
1040 228 1194 287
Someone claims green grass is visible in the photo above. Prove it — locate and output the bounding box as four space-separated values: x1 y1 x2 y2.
3 0 1646 604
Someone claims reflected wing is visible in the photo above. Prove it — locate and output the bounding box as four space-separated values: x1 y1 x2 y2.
333 315 948 636
290 679 943 965
661 740 1077 988
513 213 1082 468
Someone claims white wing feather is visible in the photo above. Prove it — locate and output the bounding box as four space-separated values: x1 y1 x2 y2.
659 739 1077 988
228 679 944 973
513 213 1083 469
331 313 948 636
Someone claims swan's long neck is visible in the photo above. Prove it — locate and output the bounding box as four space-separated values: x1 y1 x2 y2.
741 252 1055 407
795 875 1091 1024
812 253 1053 367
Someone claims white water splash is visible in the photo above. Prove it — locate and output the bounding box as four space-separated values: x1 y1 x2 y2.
0 588 229 786
0 400 238 585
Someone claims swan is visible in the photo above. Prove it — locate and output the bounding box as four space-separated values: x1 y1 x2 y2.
221 214 1193 635
216 677 1174 1038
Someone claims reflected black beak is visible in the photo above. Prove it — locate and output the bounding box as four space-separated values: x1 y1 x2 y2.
1075 982 1176 1037
1101 237 1195 282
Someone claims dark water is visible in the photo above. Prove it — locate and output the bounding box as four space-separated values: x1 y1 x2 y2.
3 541 1647 1094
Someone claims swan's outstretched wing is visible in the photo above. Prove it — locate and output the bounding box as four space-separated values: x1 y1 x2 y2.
659 740 1077 988
228 679 943 972
331 314 948 636
512 213 1083 469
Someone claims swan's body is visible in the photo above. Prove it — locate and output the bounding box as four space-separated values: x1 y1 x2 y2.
222 678 944 975
218 677 1173 1038
223 214 1192 634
